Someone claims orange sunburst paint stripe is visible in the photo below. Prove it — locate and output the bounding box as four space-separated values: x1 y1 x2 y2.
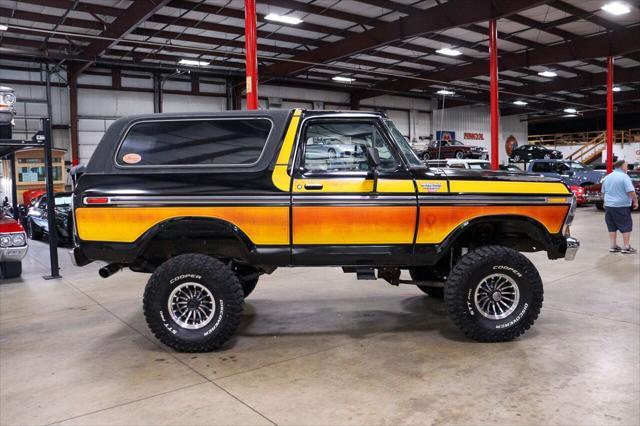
76 206 290 244
293 206 416 244
416 205 569 244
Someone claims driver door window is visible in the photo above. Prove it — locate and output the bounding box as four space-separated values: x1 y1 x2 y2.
300 121 398 173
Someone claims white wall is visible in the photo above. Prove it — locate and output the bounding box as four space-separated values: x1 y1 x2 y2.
433 105 528 164
549 142 640 166
1 61 437 168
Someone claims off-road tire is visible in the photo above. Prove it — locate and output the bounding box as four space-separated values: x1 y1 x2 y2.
0 261 22 279
27 219 43 240
595 202 604 211
444 246 543 342
143 254 244 352
410 268 444 299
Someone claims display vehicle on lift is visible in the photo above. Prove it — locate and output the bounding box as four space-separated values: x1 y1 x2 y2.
71 109 579 352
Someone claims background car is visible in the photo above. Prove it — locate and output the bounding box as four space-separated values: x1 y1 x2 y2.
26 192 74 244
509 144 562 162
418 139 488 160
304 137 360 160
426 159 523 172
0 208 28 279
586 170 640 210
527 159 604 187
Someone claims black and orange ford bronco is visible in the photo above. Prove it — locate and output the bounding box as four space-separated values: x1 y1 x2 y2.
71 109 579 352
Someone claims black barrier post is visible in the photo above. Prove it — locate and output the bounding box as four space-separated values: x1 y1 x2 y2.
41 117 61 279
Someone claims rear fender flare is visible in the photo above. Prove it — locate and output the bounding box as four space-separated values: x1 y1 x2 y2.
133 216 256 261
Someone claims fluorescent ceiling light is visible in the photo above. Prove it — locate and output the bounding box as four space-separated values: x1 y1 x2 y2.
436 48 462 57
613 86 622 92
564 114 578 117
178 59 210 66
265 13 303 25
513 100 528 106
436 89 455 95
563 108 577 114
332 76 355 83
601 2 630 15
0 24 8 31
538 70 557 78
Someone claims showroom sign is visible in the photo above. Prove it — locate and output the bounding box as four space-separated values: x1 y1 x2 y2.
464 132 484 140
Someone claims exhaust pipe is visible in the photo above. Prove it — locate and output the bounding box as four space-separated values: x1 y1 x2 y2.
99 263 122 278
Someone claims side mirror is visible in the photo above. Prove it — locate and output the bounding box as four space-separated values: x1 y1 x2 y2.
365 147 381 169
365 147 381 192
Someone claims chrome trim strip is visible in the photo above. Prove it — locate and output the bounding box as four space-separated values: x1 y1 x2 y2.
84 195 290 206
293 195 416 205
418 195 572 205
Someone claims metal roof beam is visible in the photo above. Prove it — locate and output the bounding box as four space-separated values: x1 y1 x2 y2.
262 0 552 76
355 26 640 100
72 0 171 73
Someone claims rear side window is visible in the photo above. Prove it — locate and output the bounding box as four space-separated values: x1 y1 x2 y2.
116 118 272 166
531 161 553 172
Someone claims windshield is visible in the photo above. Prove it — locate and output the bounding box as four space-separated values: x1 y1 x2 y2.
569 162 585 170
54 195 72 206
468 162 491 170
384 120 422 167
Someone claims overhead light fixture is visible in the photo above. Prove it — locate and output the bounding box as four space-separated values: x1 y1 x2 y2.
0 24 8 31
265 13 303 25
563 108 577 114
613 86 622 92
564 114 578 117
178 59 210 67
538 70 557 78
332 76 355 83
436 89 455 95
513 100 528 106
436 48 462 57
601 2 631 15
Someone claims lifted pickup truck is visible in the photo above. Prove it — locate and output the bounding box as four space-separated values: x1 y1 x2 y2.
71 109 579 352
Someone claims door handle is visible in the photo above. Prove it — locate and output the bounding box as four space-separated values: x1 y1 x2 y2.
304 183 323 190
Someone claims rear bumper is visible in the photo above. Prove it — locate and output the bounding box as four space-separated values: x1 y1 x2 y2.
586 193 603 203
564 236 580 261
69 247 93 267
0 245 28 262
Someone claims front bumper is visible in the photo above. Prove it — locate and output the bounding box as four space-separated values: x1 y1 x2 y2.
0 245 28 262
564 236 580 261
468 152 488 159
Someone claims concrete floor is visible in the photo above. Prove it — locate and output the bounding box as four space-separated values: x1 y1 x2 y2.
1 206 638 426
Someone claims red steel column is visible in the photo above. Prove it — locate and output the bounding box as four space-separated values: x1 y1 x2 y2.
606 56 614 174
489 18 499 170
244 0 259 110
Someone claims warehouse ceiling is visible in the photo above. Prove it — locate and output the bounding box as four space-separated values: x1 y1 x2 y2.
0 0 639 119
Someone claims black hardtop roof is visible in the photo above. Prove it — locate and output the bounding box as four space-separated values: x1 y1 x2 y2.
109 109 385 124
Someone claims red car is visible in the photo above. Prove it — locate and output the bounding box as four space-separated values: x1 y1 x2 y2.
418 140 488 160
0 209 28 278
585 170 640 210
569 185 588 206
